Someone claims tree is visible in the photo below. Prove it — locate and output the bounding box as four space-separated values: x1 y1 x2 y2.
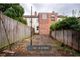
0 4 27 24
3 7 16 18
12 5 24 17
3 4 24 18
0 4 19 12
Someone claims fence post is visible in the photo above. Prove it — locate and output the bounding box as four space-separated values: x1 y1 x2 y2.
78 31 79 51
55 30 56 39
79 31 80 51
67 30 68 45
72 30 73 49
62 29 64 44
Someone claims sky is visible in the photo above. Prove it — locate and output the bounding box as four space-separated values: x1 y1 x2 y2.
20 3 80 16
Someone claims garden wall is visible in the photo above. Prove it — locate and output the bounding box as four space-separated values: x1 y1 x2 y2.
50 30 80 51
0 13 31 49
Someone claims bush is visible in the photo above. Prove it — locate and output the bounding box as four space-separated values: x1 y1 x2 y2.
50 23 55 31
50 17 80 31
1 4 26 25
14 17 27 25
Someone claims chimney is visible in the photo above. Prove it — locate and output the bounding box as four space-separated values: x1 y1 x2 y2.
52 11 55 15
35 11 37 16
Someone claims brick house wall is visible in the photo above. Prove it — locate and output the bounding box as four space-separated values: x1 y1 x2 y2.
38 13 52 35
24 11 59 35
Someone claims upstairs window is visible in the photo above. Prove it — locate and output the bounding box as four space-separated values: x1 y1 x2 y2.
42 14 48 20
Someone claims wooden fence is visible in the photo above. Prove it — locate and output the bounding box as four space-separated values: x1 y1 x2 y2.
50 30 80 51
0 13 31 49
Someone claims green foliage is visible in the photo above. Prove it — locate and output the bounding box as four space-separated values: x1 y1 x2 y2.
0 4 19 12
50 23 55 31
0 4 26 25
4 7 16 18
50 17 80 31
14 17 27 24
11 4 24 17
0 4 12 12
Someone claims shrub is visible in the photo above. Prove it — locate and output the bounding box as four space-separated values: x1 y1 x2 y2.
50 17 80 31
50 23 55 31
0 4 26 25
14 17 27 25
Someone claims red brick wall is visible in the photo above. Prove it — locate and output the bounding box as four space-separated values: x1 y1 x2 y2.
38 13 51 35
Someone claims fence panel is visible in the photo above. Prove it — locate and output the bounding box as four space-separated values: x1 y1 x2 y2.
0 13 31 49
51 30 80 51
64 30 68 45
72 31 79 50
78 32 80 51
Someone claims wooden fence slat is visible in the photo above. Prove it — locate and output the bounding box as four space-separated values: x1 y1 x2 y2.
0 14 31 49
51 30 80 51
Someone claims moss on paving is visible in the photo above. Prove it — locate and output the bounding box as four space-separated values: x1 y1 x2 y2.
52 39 80 56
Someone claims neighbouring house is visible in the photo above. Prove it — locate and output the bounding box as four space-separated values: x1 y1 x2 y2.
24 11 39 34
24 11 65 35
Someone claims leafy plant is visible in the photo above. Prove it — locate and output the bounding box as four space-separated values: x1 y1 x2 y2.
0 4 27 25
50 17 80 31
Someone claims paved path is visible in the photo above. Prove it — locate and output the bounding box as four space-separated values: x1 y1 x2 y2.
1 35 80 56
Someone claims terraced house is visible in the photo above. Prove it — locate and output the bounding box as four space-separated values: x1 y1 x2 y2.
24 11 64 35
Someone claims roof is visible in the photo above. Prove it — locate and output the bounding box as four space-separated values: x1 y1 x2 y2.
23 15 38 18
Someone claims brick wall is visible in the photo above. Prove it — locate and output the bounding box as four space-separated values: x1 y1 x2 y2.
38 13 51 35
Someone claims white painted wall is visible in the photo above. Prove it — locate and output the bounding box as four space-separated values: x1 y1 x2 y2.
57 17 65 21
26 18 39 33
57 18 63 21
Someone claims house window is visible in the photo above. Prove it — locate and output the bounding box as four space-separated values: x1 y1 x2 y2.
37 26 39 30
42 14 47 20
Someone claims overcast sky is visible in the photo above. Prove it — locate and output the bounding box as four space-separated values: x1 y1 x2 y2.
20 3 80 16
